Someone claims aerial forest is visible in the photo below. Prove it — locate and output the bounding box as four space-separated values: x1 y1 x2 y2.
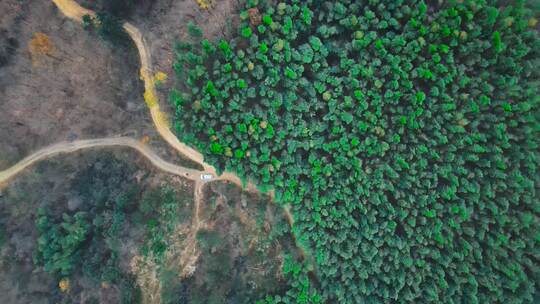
171 0 539 303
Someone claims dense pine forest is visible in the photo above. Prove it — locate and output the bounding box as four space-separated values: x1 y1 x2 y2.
171 0 539 303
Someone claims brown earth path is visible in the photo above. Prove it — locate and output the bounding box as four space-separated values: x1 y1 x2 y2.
51 0 261 192
0 0 304 269
0 137 203 188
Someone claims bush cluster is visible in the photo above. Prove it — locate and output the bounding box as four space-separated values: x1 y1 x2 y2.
34 209 91 276
34 156 142 303
139 187 190 263
171 0 539 302
82 12 130 45
34 194 141 303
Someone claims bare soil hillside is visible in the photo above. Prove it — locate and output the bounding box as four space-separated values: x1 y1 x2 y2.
0 0 150 170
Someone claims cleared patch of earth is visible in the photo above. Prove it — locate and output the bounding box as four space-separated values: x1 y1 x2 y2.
158 181 301 303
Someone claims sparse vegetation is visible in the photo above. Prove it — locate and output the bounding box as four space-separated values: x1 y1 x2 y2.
33 157 142 303
2 150 297 303
158 185 302 304
139 187 191 263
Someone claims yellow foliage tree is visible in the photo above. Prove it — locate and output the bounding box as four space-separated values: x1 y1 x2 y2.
196 0 211 9
141 135 150 144
154 71 168 88
144 90 158 107
28 32 55 66
59 278 70 292
154 71 167 83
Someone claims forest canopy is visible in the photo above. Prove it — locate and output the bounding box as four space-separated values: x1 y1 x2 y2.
171 0 539 303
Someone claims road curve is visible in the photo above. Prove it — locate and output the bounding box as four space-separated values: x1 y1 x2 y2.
49 0 297 236
52 0 208 169
52 0 269 191
122 22 210 169
0 0 308 266
0 137 202 189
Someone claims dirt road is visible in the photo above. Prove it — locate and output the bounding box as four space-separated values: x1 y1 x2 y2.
0 137 202 188
0 0 304 263
52 0 208 169
52 0 305 261
51 0 271 189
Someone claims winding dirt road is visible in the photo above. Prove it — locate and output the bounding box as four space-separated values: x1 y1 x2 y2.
0 0 304 264
0 137 202 188
50 0 267 194
0 0 276 209
52 0 208 169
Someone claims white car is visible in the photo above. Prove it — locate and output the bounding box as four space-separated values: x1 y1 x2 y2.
200 174 214 181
